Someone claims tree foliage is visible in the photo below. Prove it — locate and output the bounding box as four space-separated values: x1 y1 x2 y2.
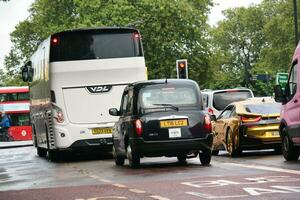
4 0 212 88
209 0 299 96
3 0 300 97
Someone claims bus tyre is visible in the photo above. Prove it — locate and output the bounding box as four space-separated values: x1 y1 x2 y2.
126 145 140 168
37 147 47 157
113 146 125 166
282 133 299 161
199 149 211 166
48 150 59 162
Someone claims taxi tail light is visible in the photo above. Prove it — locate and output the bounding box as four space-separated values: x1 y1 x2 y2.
204 115 212 133
241 116 261 123
135 119 143 137
208 108 214 115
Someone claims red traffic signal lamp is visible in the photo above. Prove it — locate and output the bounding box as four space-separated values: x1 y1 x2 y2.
176 59 188 79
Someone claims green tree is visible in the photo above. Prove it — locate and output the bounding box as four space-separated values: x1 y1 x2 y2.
4 0 212 88
210 6 267 91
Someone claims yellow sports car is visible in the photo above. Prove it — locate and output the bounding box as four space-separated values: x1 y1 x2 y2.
211 97 281 157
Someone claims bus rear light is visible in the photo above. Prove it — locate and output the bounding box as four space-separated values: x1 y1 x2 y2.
204 115 212 133
54 110 64 123
53 105 65 123
134 119 143 137
133 32 140 39
51 37 59 45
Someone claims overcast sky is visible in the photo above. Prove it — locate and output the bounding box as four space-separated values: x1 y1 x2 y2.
0 0 262 69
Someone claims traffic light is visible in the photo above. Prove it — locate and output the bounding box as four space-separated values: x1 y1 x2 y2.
176 59 188 79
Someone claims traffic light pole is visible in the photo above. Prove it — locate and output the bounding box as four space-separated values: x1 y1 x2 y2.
294 0 299 46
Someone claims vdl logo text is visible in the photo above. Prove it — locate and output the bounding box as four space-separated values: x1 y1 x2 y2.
86 85 112 94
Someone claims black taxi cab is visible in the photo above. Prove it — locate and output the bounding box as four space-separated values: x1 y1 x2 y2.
109 79 213 168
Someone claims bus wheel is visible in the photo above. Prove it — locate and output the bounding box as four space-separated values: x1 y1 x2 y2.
48 150 60 162
37 147 47 157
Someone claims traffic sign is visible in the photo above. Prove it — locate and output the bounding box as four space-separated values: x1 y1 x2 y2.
275 73 289 89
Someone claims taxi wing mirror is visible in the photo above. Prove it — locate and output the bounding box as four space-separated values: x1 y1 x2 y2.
210 114 217 121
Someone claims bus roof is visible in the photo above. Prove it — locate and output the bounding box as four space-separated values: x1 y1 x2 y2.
52 27 140 36
0 86 29 94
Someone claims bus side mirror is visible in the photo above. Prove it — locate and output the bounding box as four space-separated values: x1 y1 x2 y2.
21 66 29 82
109 108 120 116
21 62 33 82
274 85 286 104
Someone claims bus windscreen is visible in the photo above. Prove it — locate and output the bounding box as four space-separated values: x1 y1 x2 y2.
50 30 143 62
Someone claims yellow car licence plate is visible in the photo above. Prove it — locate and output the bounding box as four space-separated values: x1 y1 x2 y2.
92 127 113 135
160 119 188 128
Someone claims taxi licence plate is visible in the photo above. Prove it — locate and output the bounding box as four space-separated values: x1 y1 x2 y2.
92 127 113 135
160 119 188 128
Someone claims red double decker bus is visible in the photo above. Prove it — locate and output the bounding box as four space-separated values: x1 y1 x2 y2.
0 86 31 141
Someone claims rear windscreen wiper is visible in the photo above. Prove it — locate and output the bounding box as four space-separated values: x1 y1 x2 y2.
152 103 179 111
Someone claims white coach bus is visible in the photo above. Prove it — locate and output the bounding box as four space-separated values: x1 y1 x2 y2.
21 27 147 160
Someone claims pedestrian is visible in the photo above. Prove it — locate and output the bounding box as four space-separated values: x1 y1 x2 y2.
0 112 11 141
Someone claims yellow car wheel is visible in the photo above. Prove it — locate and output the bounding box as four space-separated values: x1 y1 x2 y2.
226 129 241 157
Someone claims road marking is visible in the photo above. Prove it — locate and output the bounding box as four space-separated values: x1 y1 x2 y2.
112 183 127 188
149 196 170 200
225 162 300 175
129 188 146 194
75 196 127 200
88 175 112 183
186 192 248 199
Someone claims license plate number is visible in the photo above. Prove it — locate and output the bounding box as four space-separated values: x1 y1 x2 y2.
160 119 188 128
92 127 113 135
169 128 181 138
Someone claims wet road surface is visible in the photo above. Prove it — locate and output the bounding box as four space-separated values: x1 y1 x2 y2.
0 147 299 200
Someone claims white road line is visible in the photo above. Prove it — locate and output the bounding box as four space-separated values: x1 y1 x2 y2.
112 183 128 188
149 195 170 200
129 188 146 194
75 196 127 200
88 175 112 183
98 178 112 183
186 192 248 199
225 163 300 175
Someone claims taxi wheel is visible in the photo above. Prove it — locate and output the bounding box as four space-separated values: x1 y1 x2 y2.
126 145 140 168
227 129 241 157
199 149 211 166
113 146 124 166
282 131 299 161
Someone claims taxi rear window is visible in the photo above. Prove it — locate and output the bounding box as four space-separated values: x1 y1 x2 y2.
139 85 198 108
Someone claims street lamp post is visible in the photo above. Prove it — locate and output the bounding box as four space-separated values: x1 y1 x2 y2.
294 0 299 46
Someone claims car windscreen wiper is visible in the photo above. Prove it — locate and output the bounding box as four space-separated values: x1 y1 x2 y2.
152 103 179 111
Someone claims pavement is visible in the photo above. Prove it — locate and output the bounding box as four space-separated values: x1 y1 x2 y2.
0 140 33 148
